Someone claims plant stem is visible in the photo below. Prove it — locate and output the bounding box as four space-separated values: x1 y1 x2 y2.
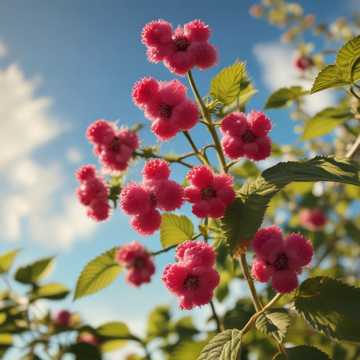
210 300 223 332
186 71 227 172
346 133 360 159
135 150 193 169
241 293 283 335
182 130 208 165
239 253 262 311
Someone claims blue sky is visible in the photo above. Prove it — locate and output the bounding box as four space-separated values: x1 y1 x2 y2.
0 1 357 358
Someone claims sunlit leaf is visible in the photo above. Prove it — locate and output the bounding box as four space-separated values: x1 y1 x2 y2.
74 248 122 300
160 213 194 248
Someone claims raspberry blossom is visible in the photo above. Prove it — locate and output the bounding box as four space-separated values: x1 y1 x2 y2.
87 119 139 172
162 241 220 310
294 55 314 71
75 165 110 221
53 310 72 327
115 242 155 287
299 208 327 231
141 19 218 75
132 77 199 140
184 166 235 218
120 160 184 235
221 111 272 161
251 226 313 293
78 333 99 346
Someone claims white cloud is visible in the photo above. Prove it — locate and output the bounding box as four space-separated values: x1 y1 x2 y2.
0 40 8 58
0 61 96 249
253 42 336 115
0 64 63 169
66 147 83 164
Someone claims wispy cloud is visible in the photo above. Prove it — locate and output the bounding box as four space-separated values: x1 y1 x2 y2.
253 42 336 115
0 48 96 249
0 40 8 58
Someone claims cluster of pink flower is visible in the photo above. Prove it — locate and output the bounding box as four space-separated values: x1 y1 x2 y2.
299 208 327 231
251 226 313 293
116 242 155 286
162 241 220 309
120 159 184 235
74 17 317 312
184 166 235 218
132 77 199 140
87 119 139 172
75 165 110 221
221 111 272 161
142 19 217 75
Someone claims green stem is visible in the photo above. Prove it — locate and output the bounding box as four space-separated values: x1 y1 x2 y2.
210 300 223 332
182 130 208 165
135 150 193 169
239 253 262 311
186 71 227 172
346 133 360 159
241 293 283 335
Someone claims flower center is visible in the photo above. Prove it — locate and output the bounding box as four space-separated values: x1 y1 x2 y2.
241 130 256 143
150 193 157 207
273 253 289 271
110 136 121 151
184 275 199 290
201 187 217 200
174 36 190 51
133 257 145 269
159 103 173 118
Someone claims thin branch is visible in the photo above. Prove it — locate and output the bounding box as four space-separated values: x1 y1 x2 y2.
210 300 223 332
186 71 227 172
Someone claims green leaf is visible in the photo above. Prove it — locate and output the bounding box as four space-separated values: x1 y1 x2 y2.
310 65 347 93
336 35 360 82
97 321 131 338
15 257 54 285
197 329 242 360
0 249 19 274
273 345 330 360
265 86 307 109
74 248 122 300
146 305 170 340
222 157 360 253
302 107 353 140
295 276 360 342
30 283 69 301
221 84 257 115
210 62 249 105
160 213 194 248
171 341 208 360
255 308 290 343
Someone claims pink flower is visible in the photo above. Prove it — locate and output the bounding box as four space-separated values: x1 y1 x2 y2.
87 120 139 172
141 19 217 75
294 55 314 71
78 333 99 346
119 160 184 235
132 77 198 141
162 241 219 310
176 240 216 267
251 226 314 294
76 165 110 222
184 166 235 218
221 111 272 161
299 208 327 231
53 310 72 327
115 242 155 287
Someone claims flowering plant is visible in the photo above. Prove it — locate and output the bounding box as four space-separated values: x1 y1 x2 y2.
1 2 360 359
